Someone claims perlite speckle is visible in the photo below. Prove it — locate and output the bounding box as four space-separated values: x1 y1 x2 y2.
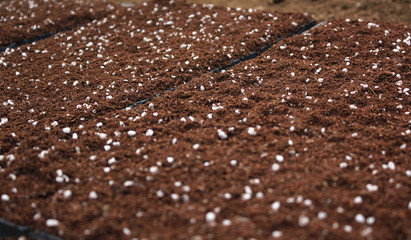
247 127 257 136
275 155 284 162
1 194 10 202
217 129 228 139
354 196 363 204
0 118 8 126
146 129 154 136
298 215 310 227
167 157 174 163
355 213 365 223
317 211 327 220
149 166 159 174
46 219 59 227
62 127 71 134
271 201 281 211
205 212 216 222
89 191 98 199
127 130 137 137
271 163 280 171
272 231 283 238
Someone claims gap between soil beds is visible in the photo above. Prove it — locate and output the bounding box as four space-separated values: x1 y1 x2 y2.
0 19 319 239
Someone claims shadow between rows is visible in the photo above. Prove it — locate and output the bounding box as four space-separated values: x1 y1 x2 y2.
0 217 62 240
0 27 75 53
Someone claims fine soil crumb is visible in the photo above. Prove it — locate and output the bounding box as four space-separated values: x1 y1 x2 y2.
0 0 311 153
0 1 410 240
0 0 118 47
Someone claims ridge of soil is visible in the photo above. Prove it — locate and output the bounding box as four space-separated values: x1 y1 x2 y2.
0 0 118 47
102 0 411 25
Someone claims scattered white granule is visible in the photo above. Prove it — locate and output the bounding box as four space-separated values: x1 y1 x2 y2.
367 216 375 225
127 130 136 137
98 133 107 140
224 193 232 199
275 155 284 162
108 157 116 165
272 231 283 238
217 129 228 140
206 212 216 222
1 194 10 202
354 196 363 204
62 127 71 134
123 228 131 235
247 127 257 136
46 219 59 227
298 215 310 227
89 191 98 199
63 190 72 199
388 161 396 170
149 166 159 174
366 184 379 192
0 118 8 126
272 163 280 171
145 129 154 136
123 181 134 187
344 225 352 232
167 157 174 163
271 201 281 211
317 211 327 220
222 219 231 226
355 213 365 223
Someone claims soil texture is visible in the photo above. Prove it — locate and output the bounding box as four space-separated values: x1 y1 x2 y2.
0 0 311 155
104 0 411 25
0 1 410 240
0 0 118 47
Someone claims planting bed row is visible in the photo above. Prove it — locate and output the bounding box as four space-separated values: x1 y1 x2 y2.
0 0 410 239
0 0 119 48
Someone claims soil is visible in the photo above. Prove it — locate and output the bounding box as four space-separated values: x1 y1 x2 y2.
0 0 410 240
0 0 311 155
0 0 118 47
103 0 411 25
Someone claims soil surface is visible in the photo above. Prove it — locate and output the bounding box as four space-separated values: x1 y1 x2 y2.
0 0 117 47
0 0 410 240
0 0 311 155
103 0 411 25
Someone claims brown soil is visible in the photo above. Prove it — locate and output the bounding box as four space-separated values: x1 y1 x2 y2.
0 0 117 47
0 0 311 155
0 1 410 240
189 0 411 25
105 0 411 25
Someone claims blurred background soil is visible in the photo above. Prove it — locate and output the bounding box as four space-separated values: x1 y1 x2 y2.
101 0 411 25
